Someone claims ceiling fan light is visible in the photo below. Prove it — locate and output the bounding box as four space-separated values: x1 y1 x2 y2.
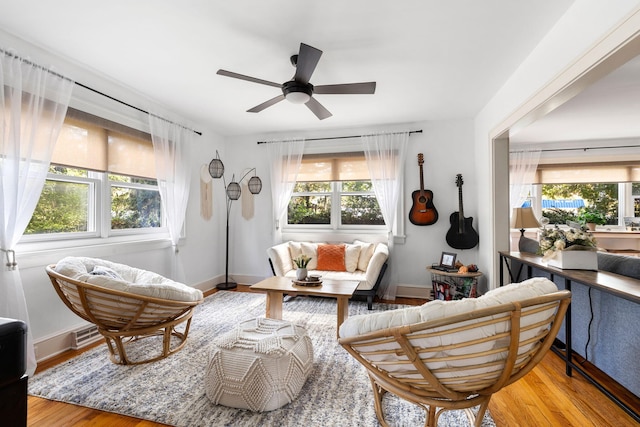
285 91 311 104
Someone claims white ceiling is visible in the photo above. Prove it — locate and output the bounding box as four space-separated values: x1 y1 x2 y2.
511 54 640 145
0 1 576 137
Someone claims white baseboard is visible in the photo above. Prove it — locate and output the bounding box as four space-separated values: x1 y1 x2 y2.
395 283 432 300
34 323 96 363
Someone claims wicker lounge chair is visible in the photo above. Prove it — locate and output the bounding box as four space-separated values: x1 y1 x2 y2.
338 277 571 427
46 257 204 365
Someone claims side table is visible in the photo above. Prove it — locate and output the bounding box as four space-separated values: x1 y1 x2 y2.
426 268 482 300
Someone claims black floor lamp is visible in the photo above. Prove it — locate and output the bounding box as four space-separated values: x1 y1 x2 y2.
208 150 262 290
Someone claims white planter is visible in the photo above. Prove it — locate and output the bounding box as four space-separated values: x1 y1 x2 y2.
546 250 598 270
296 268 308 281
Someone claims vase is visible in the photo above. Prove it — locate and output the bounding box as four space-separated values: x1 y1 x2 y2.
546 249 598 270
296 268 307 281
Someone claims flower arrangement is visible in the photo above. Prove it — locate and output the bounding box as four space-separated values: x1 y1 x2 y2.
293 254 312 269
538 225 598 259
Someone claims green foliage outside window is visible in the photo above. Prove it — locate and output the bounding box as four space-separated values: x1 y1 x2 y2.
26 166 89 234
288 180 384 226
541 183 618 225
26 180 89 234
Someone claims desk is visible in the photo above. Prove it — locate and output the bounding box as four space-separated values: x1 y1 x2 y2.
499 251 640 422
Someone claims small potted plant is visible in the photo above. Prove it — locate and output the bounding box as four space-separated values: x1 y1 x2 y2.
577 206 606 231
293 254 312 281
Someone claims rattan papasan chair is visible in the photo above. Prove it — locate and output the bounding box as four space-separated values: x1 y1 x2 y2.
46 256 204 365
339 277 571 427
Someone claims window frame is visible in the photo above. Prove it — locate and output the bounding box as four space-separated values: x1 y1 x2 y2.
285 180 387 232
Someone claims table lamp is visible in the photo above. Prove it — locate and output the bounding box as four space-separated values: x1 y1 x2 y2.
510 207 541 238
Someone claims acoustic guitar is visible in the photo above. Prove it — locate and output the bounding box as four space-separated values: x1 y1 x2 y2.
408 153 438 225
446 174 479 249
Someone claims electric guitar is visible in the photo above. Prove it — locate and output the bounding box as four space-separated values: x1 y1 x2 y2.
446 174 479 249
408 153 438 225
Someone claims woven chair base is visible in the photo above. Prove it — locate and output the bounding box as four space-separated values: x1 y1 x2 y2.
101 312 195 365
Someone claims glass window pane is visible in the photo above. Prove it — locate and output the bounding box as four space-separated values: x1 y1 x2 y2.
342 180 373 192
49 165 88 177
26 180 90 234
541 183 618 225
111 186 161 229
293 182 331 192
109 173 157 186
288 195 331 224
341 195 385 225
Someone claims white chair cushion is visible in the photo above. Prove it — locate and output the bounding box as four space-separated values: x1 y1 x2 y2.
340 277 558 338
339 277 560 379
54 256 203 302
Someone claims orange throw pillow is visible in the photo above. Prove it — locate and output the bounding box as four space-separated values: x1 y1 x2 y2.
316 244 346 271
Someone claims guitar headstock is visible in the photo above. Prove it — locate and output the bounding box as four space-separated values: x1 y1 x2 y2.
417 153 424 166
455 174 463 187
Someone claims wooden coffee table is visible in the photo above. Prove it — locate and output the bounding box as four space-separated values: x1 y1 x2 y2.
250 276 360 337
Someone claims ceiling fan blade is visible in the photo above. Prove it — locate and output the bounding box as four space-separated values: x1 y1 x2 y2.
217 69 282 88
314 82 377 95
293 43 322 84
305 97 332 120
247 94 285 113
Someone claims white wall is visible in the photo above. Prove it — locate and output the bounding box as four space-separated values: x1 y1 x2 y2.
474 0 640 287
223 119 482 292
2 29 227 355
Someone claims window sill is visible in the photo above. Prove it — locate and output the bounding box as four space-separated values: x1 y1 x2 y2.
16 234 173 270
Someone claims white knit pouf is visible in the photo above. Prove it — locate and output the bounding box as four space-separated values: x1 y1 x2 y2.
204 317 314 412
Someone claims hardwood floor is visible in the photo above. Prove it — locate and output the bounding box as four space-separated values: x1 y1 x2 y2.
27 288 639 426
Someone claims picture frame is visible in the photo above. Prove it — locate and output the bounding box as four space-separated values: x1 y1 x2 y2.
439 252 457 269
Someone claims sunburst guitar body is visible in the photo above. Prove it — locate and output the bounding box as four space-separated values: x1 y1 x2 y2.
409 153 438 226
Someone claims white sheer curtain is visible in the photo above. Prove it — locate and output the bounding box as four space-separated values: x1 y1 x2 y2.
149 113 193 282
362 132 409 300
0 50 73 376
265 139 305 243
509 149 541 208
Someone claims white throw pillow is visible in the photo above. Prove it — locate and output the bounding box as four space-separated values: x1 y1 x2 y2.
354 240 375 271
344 244 361 273
288 242 302 267
300 242 318 269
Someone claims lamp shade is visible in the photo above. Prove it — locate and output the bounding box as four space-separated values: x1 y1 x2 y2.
208 157 224 179
248 176 262 194
510 207 541 229
226 182 241 200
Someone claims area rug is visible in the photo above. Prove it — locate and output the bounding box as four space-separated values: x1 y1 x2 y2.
29 291 496 427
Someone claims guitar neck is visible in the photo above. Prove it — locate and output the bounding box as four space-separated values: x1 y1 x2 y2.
458 186 465 228
419 164 425 193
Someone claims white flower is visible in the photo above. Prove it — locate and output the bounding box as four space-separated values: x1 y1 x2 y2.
554 240 566 250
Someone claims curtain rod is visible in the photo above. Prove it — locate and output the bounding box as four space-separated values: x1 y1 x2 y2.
511 143 639 153
0 49 202 136
256 129 422 144
75 82 203 136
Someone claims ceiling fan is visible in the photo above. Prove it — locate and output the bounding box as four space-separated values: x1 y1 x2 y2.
217 43 376 120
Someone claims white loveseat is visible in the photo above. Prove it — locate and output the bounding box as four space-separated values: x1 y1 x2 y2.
267 240 389 309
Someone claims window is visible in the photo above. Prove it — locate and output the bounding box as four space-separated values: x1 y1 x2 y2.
633 183 640 217
23 108 163 240
286 152 385 229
